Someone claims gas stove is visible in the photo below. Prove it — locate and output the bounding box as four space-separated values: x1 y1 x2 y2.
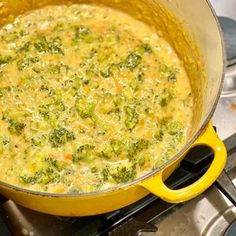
0 1 236 236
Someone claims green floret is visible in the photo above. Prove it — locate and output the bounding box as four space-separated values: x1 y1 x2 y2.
124 106 139 131
159 64 178 83
18 41 31 52
39 104 50 121
72 144 95 162
138 156 146 167
99 145 114 159
2 113 26 135
31 134 47 147
47 64 61 74
111 165 136 183
166 121 184 140
120 52 142 71
102 167 110 181
8 120 26 135
49 127 75 148
110 139 124 155
158 89 174 107
154 130 164 142
20 167 60 185
17 56 39 70
45 157 65 171
138 43 152 55
39 101 65 121
74 25 95 43
75 25 90 38
99 140 125 159
75 97 95 119
20 173 39 185
20 157 68 185
136 72 145 83
0 54 12 66
0 86 11 99
34 35 64 55
127 138 149 159
100 66 112 78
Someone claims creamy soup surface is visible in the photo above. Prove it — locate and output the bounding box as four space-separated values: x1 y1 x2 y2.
0 4 193 193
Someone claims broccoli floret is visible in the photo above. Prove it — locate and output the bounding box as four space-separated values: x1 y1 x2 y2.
157 89 174 107
99 93 120 115
45 157 65 171
120 52 142 71
124 106 139 131
99 140 125 159
2 113 26 135
38 167 60 184
1 137 9 146
70 73 88 89
47 64 61 74
34 36 64 55
72 144 95 162
39 104 50 120
74 25 95 43
127 138 149 159
159 64 178 83
98 145 114 159
17 57 39 70
39 101 65 121
75 25 90 38
18 42 31 52
113 95 123 107
8 119 26 135
100 66 112 78
102 167 110 181
138 156 146 167
0 54 12 66
166 121 184 138
20 157 68 185
49 127 75 148
20 167 60 185
111 139 124 155
138 43 152 54
91 166 98 173
154 130 164 142
53 101 66 113
20 173 39 185
111 165 136 183
75 97 95 119
31 134 47 147
136 72 145 83
0 86 11 99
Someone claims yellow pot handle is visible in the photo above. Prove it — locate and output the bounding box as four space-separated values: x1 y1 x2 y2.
139 123 227 203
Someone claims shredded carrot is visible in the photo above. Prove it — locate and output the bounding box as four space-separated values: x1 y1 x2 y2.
64 153 73 161
113 77 123 93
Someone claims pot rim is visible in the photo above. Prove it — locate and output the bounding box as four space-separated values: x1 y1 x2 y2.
0 0 226 198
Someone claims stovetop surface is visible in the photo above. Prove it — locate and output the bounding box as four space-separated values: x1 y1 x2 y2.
0 1 236 236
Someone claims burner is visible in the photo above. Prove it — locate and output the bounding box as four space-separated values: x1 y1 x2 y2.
217 17 236 97
198 206 236 236
210 0 236 97
218 17 236 65
225 220 236 236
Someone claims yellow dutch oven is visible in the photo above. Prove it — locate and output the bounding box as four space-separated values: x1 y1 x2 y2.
0 0 226 216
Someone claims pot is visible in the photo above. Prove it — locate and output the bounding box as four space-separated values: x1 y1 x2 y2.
0 0 226 216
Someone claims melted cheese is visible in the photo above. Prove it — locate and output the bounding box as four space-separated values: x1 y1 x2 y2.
0 4 193 193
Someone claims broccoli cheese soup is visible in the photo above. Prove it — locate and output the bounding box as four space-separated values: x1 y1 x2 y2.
0 4 193 193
